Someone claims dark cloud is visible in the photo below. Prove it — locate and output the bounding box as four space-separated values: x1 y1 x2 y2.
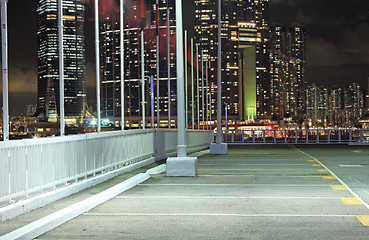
271 0 369 89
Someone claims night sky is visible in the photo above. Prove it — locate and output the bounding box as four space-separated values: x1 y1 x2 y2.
1 0 369 116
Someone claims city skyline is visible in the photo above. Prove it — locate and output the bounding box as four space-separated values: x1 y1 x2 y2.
0 0 369 117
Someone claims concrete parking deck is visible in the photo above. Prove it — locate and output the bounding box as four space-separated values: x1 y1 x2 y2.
2 145 369 239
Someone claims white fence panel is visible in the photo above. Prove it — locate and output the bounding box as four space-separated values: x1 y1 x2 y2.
0 129 213 202
223 128 367 145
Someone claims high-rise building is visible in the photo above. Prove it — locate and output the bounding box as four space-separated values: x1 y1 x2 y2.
270 24 306 120
344 83 363 125
289 25 306 117
35 0 86 123
100 0 176 125
329 86 343 126
306 84 328 124
194 0 270 122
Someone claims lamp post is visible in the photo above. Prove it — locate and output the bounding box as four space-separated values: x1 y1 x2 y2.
58 0 65 136
206 57 209 130
95 0 101 133
210 0 228 154
191 38 195 129
167 8 171 128
141 30 145 129
1 0 9 141
201 50 204 130
120 0 125 130
151 76 154 128
166 0 197 177
196 44 200 130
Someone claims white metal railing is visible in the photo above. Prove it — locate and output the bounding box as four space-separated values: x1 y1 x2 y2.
223 129 369 145
0 129 213 203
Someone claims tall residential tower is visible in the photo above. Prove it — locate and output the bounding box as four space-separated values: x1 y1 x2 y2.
270 24 306 120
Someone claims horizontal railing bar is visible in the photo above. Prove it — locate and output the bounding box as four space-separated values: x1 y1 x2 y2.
0 129 213 205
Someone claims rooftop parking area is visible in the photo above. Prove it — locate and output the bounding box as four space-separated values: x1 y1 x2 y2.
2 145 369 239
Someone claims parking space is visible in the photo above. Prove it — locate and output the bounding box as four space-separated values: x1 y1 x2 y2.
36 145 369 239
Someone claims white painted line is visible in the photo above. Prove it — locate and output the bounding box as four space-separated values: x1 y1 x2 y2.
83 212 359 218
293 146 369 211
199 175 324 177
339 165 363 168
115 196 343 200
199 168 315 171
198 164 311 166
0 172 151 240
138 184 332 187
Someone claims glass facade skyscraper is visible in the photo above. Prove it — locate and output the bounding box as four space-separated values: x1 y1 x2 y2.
35 0 86 123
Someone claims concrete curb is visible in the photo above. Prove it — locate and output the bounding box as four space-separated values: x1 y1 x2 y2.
0 164 166 240
146 164 166 175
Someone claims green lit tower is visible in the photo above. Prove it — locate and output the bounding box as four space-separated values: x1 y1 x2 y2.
195 0 270 122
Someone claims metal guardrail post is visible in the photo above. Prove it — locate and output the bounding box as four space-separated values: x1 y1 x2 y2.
274 130 276 144
263 130 266 143
360 129 363 143
317 130 319 144
284 130 287 143
328 130 330 143
295 130 298 144
306 130 308 144
242 130 244 143
349 129 352 143
231 130 234 143
338 129 341 143
252 130 255 143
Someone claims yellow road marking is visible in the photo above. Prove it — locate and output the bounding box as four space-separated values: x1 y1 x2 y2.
357 216 369 226
331 185 348 191
312 164 322 167
316 169 328 173
322 176 336 180
307 160 316 162
341 198 363 205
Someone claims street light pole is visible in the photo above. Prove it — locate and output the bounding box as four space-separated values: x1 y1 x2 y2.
156 34 160 128
191 38 195 129
210 0 228 154
58 0 65 136
209 60 212 129
196 44 200 130
185 30 188 128
95 0 101 133
141 31 145 129
201 50 204 130
167 8 171 128
151 76 154 128
1 0 9 141
206 58 209 130
166 0 197 177
120 0 125 131
156 0 160 128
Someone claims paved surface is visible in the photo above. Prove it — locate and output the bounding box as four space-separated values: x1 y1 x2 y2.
3 145 369 239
